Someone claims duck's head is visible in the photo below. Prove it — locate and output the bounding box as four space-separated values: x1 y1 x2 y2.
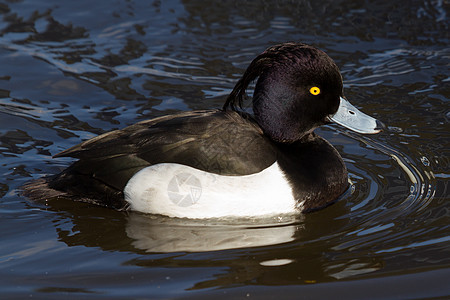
223 42 383 143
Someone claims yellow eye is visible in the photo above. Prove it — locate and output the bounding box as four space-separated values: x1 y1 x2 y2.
309 86 321 95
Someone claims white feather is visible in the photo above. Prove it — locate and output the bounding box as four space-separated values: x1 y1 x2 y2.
124 162 300 219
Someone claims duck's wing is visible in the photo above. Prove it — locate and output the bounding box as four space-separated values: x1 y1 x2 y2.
53 110 277 191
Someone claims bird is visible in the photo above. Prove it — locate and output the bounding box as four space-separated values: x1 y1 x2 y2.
22 42 383 219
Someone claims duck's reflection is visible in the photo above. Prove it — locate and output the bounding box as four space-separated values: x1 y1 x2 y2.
40 197 384 286
126 213 301 252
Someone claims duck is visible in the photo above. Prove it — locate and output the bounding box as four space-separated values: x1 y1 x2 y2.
22 42 383 219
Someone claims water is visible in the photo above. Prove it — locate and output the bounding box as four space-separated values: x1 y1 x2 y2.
0 0 449 298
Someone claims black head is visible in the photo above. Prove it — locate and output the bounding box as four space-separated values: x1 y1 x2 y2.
223 43 344 143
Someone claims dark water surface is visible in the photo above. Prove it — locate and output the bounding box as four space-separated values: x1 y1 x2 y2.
1 0 449 299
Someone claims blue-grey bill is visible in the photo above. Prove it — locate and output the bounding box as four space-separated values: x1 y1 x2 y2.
329 97 382 134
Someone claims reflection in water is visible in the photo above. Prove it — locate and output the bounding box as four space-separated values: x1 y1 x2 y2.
126 213 299 253
41 194 388 285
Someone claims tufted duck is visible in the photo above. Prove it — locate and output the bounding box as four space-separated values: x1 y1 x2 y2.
22 42 383 219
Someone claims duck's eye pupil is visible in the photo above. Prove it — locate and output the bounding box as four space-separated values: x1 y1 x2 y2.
310 87 321 95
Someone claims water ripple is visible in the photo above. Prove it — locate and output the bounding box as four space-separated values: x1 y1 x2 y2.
343 47 449 87
321 127 443 263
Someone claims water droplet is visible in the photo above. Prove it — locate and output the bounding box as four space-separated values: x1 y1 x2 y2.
420 156 430 166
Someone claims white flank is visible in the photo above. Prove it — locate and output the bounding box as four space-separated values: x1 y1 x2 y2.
124 162 298 219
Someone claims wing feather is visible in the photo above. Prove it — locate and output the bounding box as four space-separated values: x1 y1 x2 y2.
53 110 277 191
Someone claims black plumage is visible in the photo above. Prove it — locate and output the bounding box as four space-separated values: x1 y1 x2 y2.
22 42 361 214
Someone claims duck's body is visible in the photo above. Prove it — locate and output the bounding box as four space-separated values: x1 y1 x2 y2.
23 43 382 219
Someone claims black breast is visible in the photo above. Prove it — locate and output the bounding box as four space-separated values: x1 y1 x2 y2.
276 133 349 212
